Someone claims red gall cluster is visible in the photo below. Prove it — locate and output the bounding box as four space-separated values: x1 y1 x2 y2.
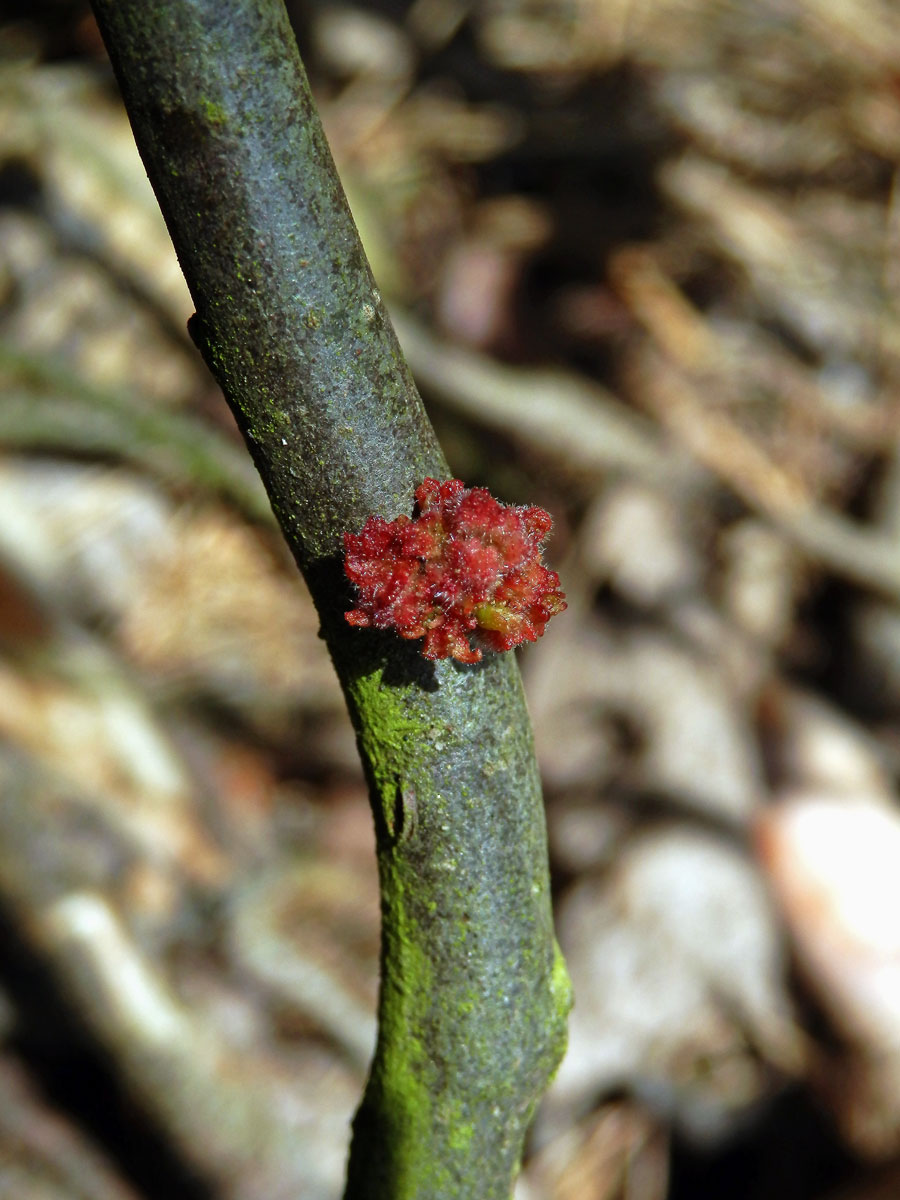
343 478 566 664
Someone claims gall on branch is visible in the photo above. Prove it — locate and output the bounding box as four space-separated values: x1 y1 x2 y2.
343 478 566 664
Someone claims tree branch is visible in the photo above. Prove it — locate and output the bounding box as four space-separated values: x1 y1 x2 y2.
87 1 570 1196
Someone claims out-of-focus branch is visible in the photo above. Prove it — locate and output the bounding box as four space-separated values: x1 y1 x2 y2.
0 342 271 524
0 748 340 1200
392 308 700 490
634 351 900 602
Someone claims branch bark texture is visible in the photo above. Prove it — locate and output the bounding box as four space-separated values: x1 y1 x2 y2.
88 1 571 1195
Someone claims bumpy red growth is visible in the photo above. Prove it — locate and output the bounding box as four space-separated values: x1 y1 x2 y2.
344 478 566 664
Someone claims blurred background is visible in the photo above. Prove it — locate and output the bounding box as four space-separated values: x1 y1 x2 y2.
2 1 900 1197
